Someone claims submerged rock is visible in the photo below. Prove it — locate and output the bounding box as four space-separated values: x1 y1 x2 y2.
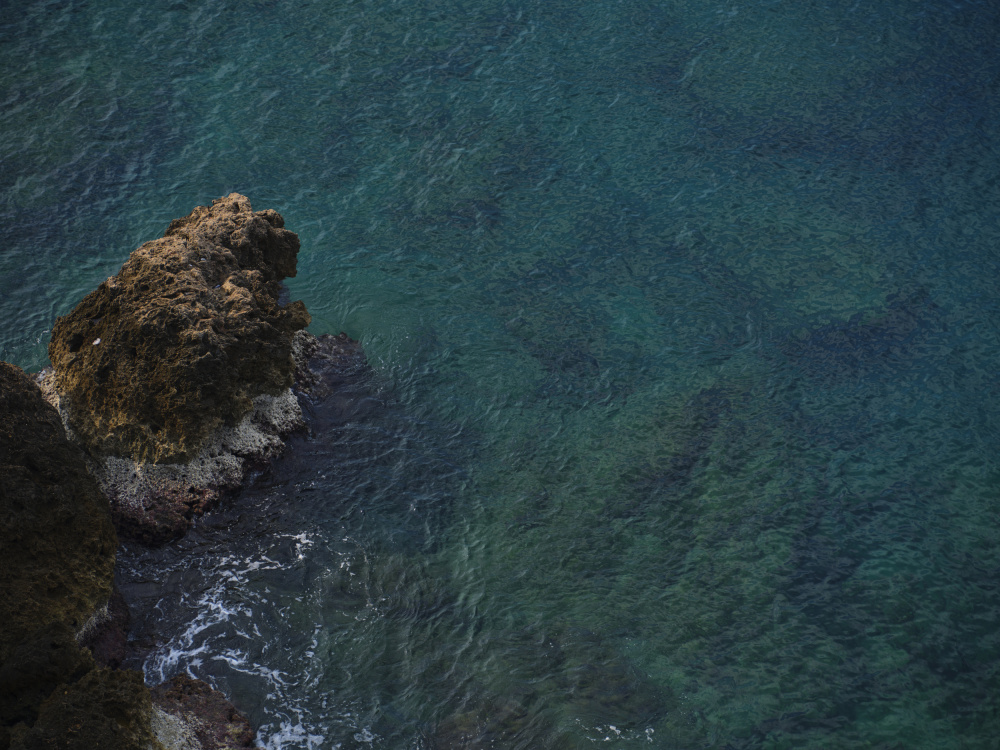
292 329 369 400
43 194 313 544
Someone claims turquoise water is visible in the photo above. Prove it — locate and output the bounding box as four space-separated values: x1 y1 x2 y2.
3 0 1000 747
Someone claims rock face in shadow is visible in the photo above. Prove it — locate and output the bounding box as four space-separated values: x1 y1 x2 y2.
12 668 160 750
43 194 312 544
0 361 160 750
48 193 310 465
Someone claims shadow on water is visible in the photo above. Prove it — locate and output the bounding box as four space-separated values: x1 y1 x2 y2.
414 624 666 750
115 350 473 694
777 288 944 384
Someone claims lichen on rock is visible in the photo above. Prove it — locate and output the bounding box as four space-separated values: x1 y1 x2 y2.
48 193 310 465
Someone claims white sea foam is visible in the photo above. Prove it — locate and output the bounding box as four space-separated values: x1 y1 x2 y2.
258 714 329 750
137 532 363 749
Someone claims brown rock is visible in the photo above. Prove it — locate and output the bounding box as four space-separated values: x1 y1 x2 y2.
48 193 310 465
42 195 313 544
151 674 259 749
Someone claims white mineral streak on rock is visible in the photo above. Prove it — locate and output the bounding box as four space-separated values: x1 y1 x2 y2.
90 389 303 516
151 706 202 750
37 367 304 533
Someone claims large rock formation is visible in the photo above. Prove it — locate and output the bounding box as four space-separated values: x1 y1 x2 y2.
43 194 313 543
3 195 368 748
0 361 161 750
48 193 309 464
2 275 284 748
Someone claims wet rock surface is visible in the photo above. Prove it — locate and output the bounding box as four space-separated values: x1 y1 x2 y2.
151 675 260 750
292 329 369 396
75 386 307 546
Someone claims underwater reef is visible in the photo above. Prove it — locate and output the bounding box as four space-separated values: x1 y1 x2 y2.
1 196 366 749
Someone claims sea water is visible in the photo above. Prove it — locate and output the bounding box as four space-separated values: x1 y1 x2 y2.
2 0 999 747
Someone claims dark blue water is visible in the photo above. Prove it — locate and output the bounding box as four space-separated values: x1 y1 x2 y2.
3 0 1000 747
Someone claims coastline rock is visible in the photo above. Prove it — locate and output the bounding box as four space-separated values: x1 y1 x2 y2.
48 193 309 465
5 196 372 747
0 361 160 749
43 194 311 544
78 585 131 670
11 668 162 750
292 330 369 398
151 675 260 750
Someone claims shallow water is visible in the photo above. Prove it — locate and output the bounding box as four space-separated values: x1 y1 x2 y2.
3 0 1000 747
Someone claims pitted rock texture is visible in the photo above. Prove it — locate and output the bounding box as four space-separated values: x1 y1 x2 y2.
48 193 310 465
83 388 306 546
151 675 259 750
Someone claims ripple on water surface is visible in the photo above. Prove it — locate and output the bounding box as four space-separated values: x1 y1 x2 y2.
8 0 1000 747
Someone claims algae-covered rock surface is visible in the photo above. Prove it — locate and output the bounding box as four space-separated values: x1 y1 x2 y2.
0 361 160 749
42 194 314 544
48 193 310 465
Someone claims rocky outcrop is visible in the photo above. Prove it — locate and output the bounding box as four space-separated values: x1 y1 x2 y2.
3 195 370 748
43 194 312 544
151 676 259 750
48 193 309 465
12 668 161 750
0 361 160 750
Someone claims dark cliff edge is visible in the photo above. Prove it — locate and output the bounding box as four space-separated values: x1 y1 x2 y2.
1 195 367 749
0 361 159 750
